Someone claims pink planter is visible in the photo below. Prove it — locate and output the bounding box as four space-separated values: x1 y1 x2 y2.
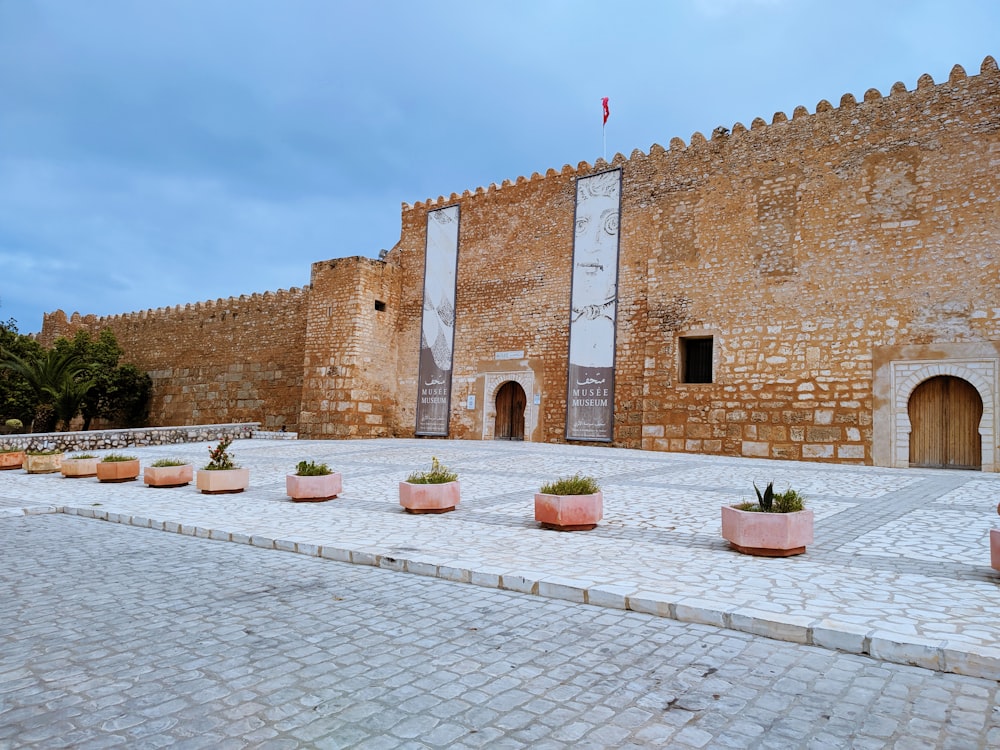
286 472 342 502
721 505 814 556
196 468 250 494
144 464 194 488
25 453 64 474
0 450 25 470
534 491 603 531
990 529 1000 572
61 457 99 478
399 481 460 514
96 459 141 483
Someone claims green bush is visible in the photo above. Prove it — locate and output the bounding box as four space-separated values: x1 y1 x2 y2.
101 453 137 462
736 481 806 513
69 453 97 459
539 473 601 495
295 460 332 476
150 458 188 468
26 449 62 456
406 457 457 484
203 438 237 470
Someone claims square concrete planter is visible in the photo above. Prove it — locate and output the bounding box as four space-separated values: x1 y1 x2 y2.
0 450 25 470
197 468 250 494
991 529 1000 572
144 464 194 488
399 480 460 514
25 452 64 474
534 491 603 531
61 457 99 478
721 505 814 557
287 472 343 502
96 458 141 483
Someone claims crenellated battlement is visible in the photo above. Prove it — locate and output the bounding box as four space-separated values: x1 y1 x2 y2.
401 56 998 213
44 285 311 331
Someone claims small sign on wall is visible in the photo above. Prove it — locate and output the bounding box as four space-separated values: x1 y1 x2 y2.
495 351 525 360
466 395 476 410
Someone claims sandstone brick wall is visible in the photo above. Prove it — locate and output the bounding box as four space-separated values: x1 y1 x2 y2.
37 57 1000 468
298 257 400 439
390 57 1000 464
41 290 307 431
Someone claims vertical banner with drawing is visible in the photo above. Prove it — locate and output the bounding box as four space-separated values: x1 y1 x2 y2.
415 205 460 436
566 169 622 442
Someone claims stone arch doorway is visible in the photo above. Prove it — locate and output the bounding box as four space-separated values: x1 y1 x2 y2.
908 375 983 470
494 381 526 441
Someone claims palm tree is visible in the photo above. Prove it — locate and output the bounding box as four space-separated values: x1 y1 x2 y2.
0 348 94 431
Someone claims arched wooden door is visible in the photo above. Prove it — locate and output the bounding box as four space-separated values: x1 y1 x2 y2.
908 376 982 469
494 381 526 441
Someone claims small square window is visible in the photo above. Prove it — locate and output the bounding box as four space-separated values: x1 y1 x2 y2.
680 336 713 383
374 300 386 312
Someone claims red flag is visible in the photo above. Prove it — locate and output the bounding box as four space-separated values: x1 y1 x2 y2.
602 97 609 125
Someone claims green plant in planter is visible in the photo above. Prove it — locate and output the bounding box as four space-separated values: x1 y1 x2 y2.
26 449 62 456
295 460 332 476
150 458 189 468
1 447 23 453
406 457 457 484
101 453 138 462
734 481 806 513
70 453 97 459
540 473 601 495
203 438 237 470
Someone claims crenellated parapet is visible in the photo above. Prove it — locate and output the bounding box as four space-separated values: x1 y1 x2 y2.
399 56 998 216
47 285 311 333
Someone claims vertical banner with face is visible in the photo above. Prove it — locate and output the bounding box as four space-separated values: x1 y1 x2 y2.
415 205 460 436
566 169 622 442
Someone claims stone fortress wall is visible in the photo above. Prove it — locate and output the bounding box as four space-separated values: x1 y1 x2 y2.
42 57 1000 469
41 290 308 432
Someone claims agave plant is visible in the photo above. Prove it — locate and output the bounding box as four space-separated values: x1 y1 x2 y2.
750 481 805 513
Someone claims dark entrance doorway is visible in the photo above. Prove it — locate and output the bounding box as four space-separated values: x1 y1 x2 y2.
908 375 982 469
494 381 526 441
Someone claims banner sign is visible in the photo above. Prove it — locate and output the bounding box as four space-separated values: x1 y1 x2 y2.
415 205 460 436
566 169 622 442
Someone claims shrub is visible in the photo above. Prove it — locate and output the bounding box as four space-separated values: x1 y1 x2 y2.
101 453 137 462
5 419 23 430
26 449 62 456
69 453 97 459
540 473 601 495
203 438 237 470
406 457 457 484
735 481 806 513
295 460 332 476
150 458 188 468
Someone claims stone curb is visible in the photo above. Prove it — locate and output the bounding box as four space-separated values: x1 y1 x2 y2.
25 505 1000 681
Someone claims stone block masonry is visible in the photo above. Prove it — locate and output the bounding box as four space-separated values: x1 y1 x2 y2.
42 289 307 433
40 57 1000 469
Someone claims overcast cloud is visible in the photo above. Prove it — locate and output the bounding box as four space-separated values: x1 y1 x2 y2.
1 0 997 332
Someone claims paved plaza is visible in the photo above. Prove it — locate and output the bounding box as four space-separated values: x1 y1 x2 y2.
2 437 1000 747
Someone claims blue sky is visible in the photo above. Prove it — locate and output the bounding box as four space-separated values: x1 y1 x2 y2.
1 0 997 333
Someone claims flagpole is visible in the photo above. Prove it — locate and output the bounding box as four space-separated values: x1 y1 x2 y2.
601 97 609 162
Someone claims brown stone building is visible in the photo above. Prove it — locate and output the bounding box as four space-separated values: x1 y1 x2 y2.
42 57 1000 471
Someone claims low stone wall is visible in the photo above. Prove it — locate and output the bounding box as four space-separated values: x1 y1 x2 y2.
252 430 299 441
0 423 260 453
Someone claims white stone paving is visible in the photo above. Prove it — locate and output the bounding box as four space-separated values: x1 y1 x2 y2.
2 437 999 681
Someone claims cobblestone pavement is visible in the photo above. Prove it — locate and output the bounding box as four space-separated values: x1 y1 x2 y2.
1 437 999 684
2 514 998 749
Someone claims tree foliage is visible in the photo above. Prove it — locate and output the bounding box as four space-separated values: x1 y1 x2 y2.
0 326 152 432
0 318 43 429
